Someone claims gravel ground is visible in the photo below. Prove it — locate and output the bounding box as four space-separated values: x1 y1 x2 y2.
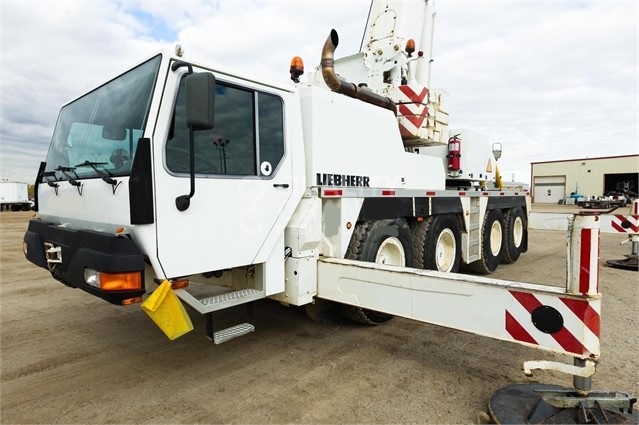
1 211 637 424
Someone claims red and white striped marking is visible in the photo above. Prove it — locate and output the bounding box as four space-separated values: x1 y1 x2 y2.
395 85 429 138
611 214 639 234
506 290 600 357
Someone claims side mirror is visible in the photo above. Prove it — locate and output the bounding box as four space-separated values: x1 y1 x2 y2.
185 72 215 130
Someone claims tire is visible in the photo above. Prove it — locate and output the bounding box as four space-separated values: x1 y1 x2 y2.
411 215 461 273
501 207 526 264
342 219 413 325
467 209 505 274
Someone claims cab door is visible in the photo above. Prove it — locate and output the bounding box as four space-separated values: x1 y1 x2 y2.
153 68 296 278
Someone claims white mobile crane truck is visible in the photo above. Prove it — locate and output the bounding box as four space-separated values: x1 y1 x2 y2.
23 1 635 421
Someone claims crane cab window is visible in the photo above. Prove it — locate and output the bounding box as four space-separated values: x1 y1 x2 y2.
166 77 284 177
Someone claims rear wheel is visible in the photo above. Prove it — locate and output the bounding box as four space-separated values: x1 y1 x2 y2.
502 207 526 264
342 219 413 324
467 209 504 274
412 215 461 273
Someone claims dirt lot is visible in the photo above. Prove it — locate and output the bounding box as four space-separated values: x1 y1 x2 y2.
1 211 637 424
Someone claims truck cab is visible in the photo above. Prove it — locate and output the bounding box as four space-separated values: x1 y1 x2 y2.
24 51 307 305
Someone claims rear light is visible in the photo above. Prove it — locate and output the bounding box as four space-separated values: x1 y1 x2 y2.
84 269 142 291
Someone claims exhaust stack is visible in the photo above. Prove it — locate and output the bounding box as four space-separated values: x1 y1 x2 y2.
321 29 396 114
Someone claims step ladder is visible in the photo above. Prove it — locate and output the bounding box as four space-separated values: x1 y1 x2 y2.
175 282 264 344
466 197 481 263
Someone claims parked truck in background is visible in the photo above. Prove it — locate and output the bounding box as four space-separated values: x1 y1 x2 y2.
1 181 32 211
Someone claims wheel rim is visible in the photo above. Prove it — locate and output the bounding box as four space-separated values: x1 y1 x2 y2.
512 216 523 248
375 237 406 266
435 229 457 272
490 221 503 256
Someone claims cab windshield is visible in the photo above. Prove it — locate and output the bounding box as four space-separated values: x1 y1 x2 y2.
43 55 161 181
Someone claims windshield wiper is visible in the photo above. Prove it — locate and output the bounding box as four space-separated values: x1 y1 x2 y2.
55 166 81 187
75 161 121 194
75 161 117 185
43 171 59 193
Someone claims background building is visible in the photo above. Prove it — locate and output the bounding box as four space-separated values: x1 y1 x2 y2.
530 154 638 204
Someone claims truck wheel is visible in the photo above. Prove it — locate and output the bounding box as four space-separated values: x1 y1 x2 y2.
412 215 461 273
342 219 413 325
10 205 20 212
467 209 504 274
501 207 526 264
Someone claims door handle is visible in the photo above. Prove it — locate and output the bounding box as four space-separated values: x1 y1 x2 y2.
273 183 289 188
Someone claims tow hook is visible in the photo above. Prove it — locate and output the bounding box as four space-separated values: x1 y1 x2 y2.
43 242 62 271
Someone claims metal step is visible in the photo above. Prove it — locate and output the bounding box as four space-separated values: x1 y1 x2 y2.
212 322 255 344
205 302 256 344
466 197 482 264
176 286 264 314
200 288 261 306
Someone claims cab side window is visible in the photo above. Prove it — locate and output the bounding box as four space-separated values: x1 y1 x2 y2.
166 77 284 177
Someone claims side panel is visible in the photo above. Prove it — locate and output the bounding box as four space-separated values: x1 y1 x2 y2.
299 86 446 191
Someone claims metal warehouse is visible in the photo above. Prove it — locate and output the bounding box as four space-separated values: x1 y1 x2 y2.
530 154 638 204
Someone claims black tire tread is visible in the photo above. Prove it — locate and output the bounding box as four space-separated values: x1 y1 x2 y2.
341 219 411 325
466 209 504 274
410 217 433 270
501 207 525 264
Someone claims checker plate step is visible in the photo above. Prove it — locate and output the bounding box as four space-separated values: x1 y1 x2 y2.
212 323 255 345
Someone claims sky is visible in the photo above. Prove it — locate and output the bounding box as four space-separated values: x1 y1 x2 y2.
1 0 637 185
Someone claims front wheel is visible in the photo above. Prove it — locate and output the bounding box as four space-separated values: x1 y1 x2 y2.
342 218 413 324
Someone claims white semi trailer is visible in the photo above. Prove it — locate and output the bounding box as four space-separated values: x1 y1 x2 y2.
0 181 31 211
22 1 635 421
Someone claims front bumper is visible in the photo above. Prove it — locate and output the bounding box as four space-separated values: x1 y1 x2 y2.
23 219 145 305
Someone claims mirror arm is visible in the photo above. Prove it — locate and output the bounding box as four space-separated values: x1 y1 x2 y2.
172 61 196 212
175 129 196 211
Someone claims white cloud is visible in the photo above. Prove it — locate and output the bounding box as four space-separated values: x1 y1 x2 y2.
1 0 637 185
429 1 638 182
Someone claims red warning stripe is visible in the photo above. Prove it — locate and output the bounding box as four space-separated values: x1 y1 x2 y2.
560 297 600 337
552 326 586 355
398 86 428 103
510 290 541 311
579 228 593 294
508 291 587 356
398 104 428 128
505 311 537 344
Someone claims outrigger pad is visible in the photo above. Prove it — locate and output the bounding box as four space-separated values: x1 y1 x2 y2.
605 257 639 272
489 384 637 424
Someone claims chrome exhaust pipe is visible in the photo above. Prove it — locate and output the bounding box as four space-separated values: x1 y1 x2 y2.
321 29 396 114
